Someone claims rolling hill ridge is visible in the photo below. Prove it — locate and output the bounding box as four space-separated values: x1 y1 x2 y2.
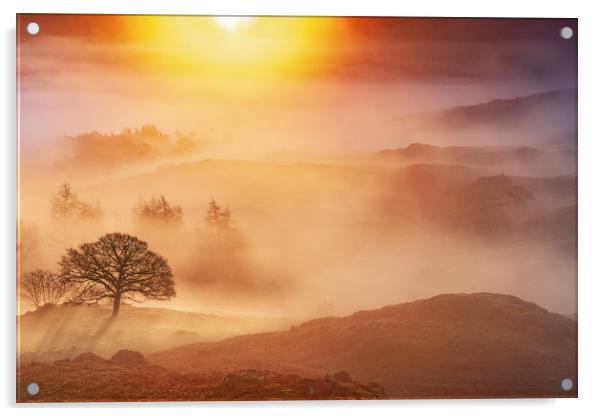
150 293 577 398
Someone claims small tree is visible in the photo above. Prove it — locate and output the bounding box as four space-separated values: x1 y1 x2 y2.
51 182 80 219
204 199 244 249
205 199 232 235
138 195 183 224
51 182 103 219
59 232 175 317
21 269 66 308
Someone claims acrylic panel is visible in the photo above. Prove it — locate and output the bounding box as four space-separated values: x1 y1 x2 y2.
16 15 577 402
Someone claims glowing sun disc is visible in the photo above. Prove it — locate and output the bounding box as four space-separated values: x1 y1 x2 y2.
213 16 252 32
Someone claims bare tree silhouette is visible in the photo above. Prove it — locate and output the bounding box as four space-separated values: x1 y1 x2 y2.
58 232 175 317
21 269 66 308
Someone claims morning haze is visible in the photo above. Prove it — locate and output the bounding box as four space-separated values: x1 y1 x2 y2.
17 16 577 401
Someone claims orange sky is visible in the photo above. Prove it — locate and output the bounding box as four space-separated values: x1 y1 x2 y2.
17 15 577 155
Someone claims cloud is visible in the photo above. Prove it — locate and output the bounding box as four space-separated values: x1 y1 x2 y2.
18 15 577 85
17 16 577 156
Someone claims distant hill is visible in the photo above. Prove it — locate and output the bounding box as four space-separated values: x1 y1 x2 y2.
451 173 576 211
150 293 577 398
379 143 538 164
375 164 576 240
18 303 290 362
450 174 534 205
395 90 575 128
17 350 385 402
377 143 575 176
433 174 577 239
390 90 577 150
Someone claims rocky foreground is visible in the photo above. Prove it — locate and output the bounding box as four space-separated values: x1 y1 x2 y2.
17 293 577 401
17 350 386 402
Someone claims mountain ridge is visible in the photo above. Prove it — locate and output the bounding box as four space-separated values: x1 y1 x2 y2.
389 89 576 150
394 89 574 123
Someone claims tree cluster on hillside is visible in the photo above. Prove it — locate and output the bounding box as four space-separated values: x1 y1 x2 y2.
205 199 245 249
51 182 102 220
32 189 245 315
64 124 197 169
137 195 183 225
133 195 244 246
206 199 232 234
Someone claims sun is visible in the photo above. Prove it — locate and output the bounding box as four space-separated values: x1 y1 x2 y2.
212 16 252 32
132 16 340 83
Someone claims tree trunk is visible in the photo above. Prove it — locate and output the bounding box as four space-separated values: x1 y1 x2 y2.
112 294 121 317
